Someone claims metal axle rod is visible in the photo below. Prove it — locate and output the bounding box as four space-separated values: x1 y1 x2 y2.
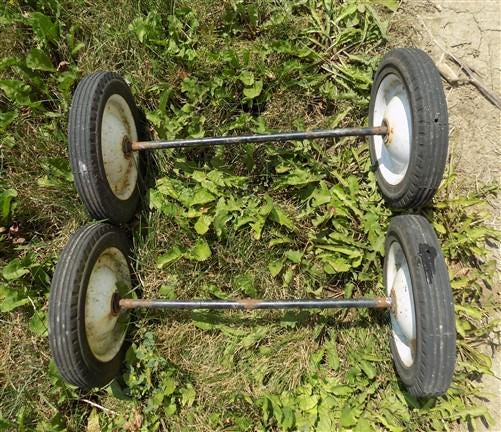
119 297 391 311
130 126 387 151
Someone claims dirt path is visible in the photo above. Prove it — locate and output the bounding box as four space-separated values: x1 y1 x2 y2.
393 0 501 429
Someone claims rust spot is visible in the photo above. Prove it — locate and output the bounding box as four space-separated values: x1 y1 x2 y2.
110 292 121 316
119 298 153 310
236 298 262 310
410 337 417 357
374 296 392 309
390 288 397 315
382 119 393 146
122 136 133 158
131 141 147 151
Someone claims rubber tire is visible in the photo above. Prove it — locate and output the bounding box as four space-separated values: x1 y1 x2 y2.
369 48 448 209
384 215 455 398
48 223 131 390
69 72 147 224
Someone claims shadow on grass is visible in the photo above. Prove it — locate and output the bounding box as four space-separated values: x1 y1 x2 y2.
125 306 389 331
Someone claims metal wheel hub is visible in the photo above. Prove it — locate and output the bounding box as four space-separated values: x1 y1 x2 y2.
386 241 416 367
85 247 130 362
372 73 412 185
101 94 139 200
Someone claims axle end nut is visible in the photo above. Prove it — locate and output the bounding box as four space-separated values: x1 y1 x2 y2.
122 136 133 158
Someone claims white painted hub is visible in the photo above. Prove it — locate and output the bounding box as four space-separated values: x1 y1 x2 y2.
371 73 412 185
386 241 416 367
101 94 139 200
85 247 130 362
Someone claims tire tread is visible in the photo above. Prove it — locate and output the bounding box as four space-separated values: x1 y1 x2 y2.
385 215 455 398
369 48 449 209
48 223 130 389
68 72 144 224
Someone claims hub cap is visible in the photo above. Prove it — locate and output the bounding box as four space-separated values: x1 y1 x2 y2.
85 247 130 362
372 73 412 185
386 241 416 367
101 94 139 200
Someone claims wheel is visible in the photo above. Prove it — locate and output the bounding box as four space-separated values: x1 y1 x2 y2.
384 215 455 398
48 223 132 389
69 72 147 224
369 48 448 209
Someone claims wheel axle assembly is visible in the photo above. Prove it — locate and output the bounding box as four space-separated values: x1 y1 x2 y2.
117 297 392 311
49 48 456 398
127 125 388 151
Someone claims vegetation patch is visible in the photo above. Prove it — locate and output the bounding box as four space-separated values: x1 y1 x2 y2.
0 0 499 430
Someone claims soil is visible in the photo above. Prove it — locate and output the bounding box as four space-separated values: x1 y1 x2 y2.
392 0 501 429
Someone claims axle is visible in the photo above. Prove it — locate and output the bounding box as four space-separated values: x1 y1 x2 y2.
118 297 391 311
129 126 387 151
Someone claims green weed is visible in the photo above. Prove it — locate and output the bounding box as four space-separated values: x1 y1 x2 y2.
0 0 499 431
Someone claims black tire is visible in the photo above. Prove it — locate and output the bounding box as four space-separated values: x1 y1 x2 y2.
384 215 455 398
369 48 448 209
48 223 131 389
69 72 147 224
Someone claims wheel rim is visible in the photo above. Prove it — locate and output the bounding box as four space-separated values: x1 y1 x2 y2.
85 247 130 362
101 94 139 200
386 241 416 367
372 73 412 185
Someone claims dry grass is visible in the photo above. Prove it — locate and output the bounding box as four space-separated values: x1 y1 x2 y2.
0 1 498 431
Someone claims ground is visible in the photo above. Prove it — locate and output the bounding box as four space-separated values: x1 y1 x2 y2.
394 0 501 427
0 1 500 430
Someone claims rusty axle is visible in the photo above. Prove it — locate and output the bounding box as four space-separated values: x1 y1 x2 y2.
118 297 391 311
129 126 387 151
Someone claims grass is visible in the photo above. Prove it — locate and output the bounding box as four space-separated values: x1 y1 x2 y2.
0 0 499 431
